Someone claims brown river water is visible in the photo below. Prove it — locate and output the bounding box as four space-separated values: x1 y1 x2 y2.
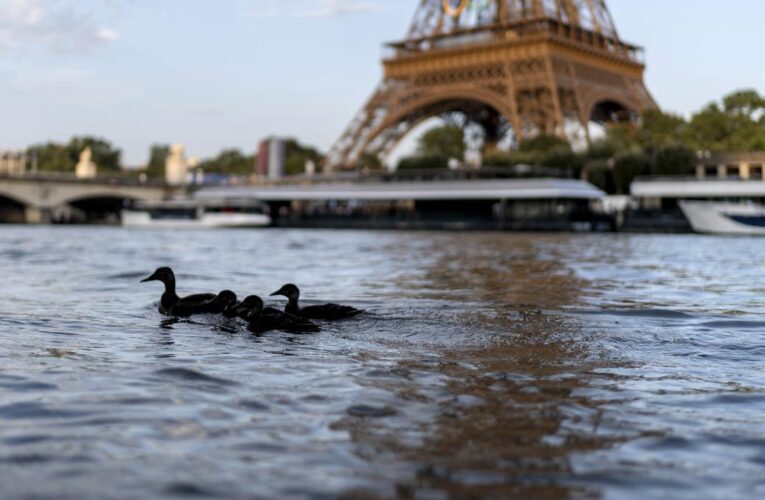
0 227 763 499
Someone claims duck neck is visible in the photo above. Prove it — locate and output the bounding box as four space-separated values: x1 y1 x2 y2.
285 296 300 314
161 278 179 307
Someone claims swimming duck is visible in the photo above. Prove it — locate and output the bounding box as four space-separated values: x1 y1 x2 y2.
167 290 238 318
244 295 321 334
224 295 262 320
270 284 363 320
140 267 216 315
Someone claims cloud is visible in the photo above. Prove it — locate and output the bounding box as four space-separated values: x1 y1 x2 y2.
245 0 383 18
0 0 120 54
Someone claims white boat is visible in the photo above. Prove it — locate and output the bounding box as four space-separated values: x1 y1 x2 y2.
122 198 271 228
679 201 765 235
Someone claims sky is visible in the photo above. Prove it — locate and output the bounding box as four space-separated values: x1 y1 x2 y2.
0 0 764 165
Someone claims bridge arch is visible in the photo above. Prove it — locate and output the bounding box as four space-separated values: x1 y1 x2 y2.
0 192 30 224
56 192 150 224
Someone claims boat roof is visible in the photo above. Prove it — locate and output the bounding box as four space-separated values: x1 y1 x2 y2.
632 178 765 198
195 178 604 202
132 197 265 209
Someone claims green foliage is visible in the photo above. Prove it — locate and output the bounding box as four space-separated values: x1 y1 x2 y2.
653 145 696 176
26 142 72 172
612 152 652 194
397 155 449 170
539 145 584 176
69 136 121 171
638 109 686 151
482 150 538 167
585 160 613 193
284 139 323 176
26 136 122 173
197 149 254 176
145 144 170 178
357 152 383 171
518 134 570 153
417 126 465 160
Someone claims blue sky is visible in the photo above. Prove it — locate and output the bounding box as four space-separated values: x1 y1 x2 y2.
1 0 763 165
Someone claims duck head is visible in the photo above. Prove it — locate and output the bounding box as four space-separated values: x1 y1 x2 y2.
215 290 238 308
239 295 264 313
141 267 175 285
239 295 263 313
270 284 300 301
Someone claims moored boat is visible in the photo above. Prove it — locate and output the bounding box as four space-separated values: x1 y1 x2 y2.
122 198 271 228
679 201 765 235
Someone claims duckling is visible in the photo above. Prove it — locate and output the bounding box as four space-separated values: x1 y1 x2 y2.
244 295 321 334
140 267 216 315
167 290 238 318
270 284 363 320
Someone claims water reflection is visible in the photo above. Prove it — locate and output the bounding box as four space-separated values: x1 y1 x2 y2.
341 234 632 497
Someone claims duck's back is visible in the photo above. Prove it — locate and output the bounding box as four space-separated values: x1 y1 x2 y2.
299 303 362 320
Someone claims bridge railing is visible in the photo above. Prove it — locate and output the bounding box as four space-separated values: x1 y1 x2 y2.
0 171 169 187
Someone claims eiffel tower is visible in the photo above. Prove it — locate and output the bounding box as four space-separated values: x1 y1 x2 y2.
327 0 656 170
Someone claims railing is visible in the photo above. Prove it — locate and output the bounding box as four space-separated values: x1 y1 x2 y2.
0 171 168 187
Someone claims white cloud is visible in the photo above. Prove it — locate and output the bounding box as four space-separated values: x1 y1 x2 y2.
0 0 120 53
245 0 383 18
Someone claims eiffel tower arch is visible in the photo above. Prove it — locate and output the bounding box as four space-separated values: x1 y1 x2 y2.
327 0 657 170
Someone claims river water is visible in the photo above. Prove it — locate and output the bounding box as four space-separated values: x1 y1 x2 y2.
0 227 762 499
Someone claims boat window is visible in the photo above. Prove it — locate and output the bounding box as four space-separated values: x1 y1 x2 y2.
149 208 197 220
749 164 763 180
726 165 740 178
704 165 718 178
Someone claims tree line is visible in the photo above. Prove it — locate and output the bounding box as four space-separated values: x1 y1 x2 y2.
23 138 323 178
400 89 765 194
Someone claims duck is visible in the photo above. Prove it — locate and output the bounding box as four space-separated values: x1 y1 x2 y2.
269 284 363 320
164 290 238 318
141 267 217 315
243 295 321 334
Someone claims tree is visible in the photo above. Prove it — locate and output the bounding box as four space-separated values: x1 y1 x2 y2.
612 152 652 194
397 155 449 170
198 149 254 175
518 134 570 153
26 142 73 172
284 139 323 176
68 136 121 172
146 144 171 178
638 109 686 151
540 146 584 177
27 136 122 173
417 125 465 160
653 145 696 176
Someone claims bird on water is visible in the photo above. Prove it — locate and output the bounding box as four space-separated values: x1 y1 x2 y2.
270 284 363 320
168 290 239 318
140 267 217 315
243 295 321 334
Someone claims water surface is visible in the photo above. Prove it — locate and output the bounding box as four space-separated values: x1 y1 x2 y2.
0 227 763 499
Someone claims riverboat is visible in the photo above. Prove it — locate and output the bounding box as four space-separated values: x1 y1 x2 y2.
122 198 271 228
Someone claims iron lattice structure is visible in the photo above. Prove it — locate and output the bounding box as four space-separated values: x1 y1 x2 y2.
327 0 656 169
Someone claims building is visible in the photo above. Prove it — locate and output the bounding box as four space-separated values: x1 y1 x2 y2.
257 137 286 180
0 150 27 176
695 152 765 180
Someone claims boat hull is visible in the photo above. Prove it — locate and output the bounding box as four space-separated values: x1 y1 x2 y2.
679 201 765 235
121 211 271 229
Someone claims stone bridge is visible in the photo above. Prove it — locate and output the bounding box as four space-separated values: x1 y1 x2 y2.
0 174 183 223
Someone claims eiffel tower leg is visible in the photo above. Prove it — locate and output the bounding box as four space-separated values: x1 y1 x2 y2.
544 59 565 138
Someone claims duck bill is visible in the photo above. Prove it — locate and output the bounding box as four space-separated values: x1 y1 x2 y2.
269 289 284 297
140 273 158 283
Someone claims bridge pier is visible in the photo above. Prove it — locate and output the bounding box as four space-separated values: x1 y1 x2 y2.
24 206 52 224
